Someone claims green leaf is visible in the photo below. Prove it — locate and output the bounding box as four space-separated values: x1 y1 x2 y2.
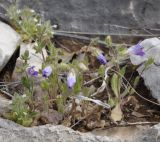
119 66 126 77
74 74 83 94
22 118 33 127
121 86 131 96
21 50 30 61
21 76 33 90
60 83 68 95
117 45 127 56
82 85 96 97
12 93 28 113
24 50 29 58
133 76 140 87
40 80 50 90
144 58 154 70
118 66 126 96
111 73 119 97
105 36 112 47
130 76 140 95
43 95 49 112
108 98 117 107
98 65 105 77
56 96 65 113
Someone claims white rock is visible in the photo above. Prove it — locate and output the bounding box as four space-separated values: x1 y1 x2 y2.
129 37 160 102
20 43 47 71
0 21 21 71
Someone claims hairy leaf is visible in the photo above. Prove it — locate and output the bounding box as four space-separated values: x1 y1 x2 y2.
111 73 119 97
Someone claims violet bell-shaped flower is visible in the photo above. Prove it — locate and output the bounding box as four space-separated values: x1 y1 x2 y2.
127 43 145 56
42 66 52 78
97 53 107 65
67 69 76 89
27 66 38 77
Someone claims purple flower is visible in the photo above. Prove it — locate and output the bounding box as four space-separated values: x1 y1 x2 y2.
128 44 145 56
27 66 38 76
67 70 76 89
97 53 107 65
42 66 52 78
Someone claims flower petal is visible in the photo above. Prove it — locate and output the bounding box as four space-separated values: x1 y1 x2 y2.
27 66 38 77
67 70 76 89
128 43 145 56
42 66 52 77
97 53 107 65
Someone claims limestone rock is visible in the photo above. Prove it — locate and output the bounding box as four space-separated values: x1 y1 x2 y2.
129 37 160 102
0 117 159 142
0 118 120 142
0 21 21 72
130 124 160 142
1 0 160 34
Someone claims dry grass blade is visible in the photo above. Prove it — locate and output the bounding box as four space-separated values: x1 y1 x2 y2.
76 95 110 109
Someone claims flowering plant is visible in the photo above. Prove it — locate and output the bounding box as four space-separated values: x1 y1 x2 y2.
5 5 146 128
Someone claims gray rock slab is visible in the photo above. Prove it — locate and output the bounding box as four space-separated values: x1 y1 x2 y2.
0 117 159 142
1 0 160 34
0 118 120 142
130 124 160 142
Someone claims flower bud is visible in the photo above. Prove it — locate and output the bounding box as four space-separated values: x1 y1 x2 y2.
67 69 76 89
97 53 107 65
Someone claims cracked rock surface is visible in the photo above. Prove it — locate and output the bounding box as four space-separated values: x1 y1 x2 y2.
0 117 159 142
0 118 120 142
1 0 160 33
130 124 160 142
